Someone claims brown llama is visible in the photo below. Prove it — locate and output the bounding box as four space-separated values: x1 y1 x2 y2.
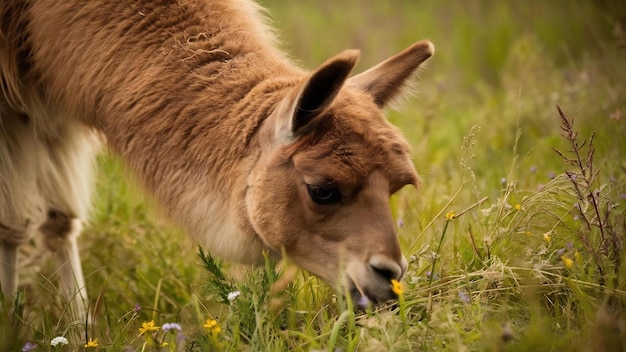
0 0 434 320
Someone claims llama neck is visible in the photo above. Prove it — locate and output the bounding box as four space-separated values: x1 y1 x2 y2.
98 57 300 263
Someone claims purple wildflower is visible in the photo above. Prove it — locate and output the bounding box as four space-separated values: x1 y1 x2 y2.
458 291 471 304
133 303 141 313
530 166 537 173
548 172 556 180
557 248 566 256
162 322 183 332
396 219 405 228
426 271 439 280
22 341 37 352
356 295 371 310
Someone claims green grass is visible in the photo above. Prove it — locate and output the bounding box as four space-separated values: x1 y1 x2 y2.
2 1 625 350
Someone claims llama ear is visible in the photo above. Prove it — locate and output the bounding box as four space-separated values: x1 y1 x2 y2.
349 40 434 107
278 50 360 138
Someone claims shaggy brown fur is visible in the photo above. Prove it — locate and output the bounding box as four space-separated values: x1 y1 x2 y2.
0 0 433 318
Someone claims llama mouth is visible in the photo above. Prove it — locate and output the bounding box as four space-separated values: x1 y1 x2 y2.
348 280 393 310
348 276 399 311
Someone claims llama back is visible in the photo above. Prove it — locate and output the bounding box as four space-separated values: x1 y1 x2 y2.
2 0 297 131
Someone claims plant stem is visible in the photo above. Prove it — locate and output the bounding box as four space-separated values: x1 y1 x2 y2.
429 219 450 290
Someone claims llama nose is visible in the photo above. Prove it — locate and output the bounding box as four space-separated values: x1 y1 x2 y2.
369 254 404 281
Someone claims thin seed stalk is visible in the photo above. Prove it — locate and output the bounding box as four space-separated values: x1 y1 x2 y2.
428 219 450 290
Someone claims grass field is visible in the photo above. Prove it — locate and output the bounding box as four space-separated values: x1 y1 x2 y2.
2 1 625 351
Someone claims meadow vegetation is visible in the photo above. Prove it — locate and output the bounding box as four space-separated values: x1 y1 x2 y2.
2 0 625 350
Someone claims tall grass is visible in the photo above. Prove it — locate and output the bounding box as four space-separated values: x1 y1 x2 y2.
2 1 625 350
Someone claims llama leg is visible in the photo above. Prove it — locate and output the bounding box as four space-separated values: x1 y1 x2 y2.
0 109 44 299
36 123 100 323
0 223 33 298
2 98 98 324
0 224 34 299
0 238 18 298
40 210 88 320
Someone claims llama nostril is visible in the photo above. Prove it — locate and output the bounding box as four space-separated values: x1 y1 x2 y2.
368 255 402 281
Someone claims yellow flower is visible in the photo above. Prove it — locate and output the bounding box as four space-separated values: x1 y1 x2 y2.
525 231 532 237
515 204 522 211
84 338 99 348
574 250 581 262
138 320 160 336
445 211 456 220
543 232 552 243
561 255 574 268
204 319 219 331
390 279 404 295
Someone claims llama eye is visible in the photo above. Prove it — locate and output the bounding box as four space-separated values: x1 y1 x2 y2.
306 184 341 205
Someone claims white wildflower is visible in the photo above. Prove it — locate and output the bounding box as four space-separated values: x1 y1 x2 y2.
227 290 241 301
51 336 69 347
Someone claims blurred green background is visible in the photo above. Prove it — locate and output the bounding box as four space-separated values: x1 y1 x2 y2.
261 0 625 223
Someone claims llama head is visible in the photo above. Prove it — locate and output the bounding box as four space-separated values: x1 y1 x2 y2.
246 40 434 304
